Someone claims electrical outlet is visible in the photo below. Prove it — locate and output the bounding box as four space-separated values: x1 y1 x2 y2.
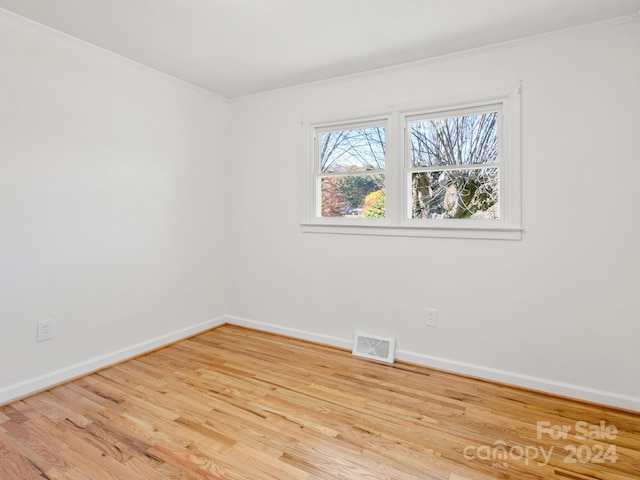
424 308 438 327
37 319 54 342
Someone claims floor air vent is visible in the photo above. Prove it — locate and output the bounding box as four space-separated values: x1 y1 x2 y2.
352 332 396 364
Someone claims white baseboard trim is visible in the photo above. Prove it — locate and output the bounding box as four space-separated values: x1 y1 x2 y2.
227 315 353 350
226 315 640 412
0 315 227 406
4 314 638 412
394 350 640 413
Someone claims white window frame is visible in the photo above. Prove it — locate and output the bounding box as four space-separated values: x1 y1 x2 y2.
301 87 522 240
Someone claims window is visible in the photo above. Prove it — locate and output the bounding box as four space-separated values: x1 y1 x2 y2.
316 120 387 218
406 108 499 220
302 88 521 240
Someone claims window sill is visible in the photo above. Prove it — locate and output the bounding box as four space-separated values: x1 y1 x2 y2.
300 223 522 240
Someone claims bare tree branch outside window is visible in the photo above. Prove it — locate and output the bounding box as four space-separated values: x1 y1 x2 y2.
410 112 499 219
316 111 499 220
320 126 386 217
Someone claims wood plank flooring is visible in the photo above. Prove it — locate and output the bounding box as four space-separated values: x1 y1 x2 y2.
1 325 638 479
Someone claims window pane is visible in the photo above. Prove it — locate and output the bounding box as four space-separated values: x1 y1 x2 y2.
411 168 499 219
321 174 385 218
320 126 385 173
410 112 497 168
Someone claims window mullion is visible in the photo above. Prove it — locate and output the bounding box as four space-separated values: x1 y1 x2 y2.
381 111 400 225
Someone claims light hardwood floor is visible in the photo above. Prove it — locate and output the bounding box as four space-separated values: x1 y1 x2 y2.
1 325 638 479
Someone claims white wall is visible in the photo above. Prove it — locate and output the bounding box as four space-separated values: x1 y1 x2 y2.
1 10 638 412
228 20 640 410
0 13 229 402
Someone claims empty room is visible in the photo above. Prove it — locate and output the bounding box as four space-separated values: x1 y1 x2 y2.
1 1 639 479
